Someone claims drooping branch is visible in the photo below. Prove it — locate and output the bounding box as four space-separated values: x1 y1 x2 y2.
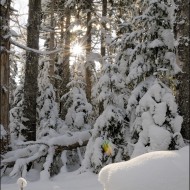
1 130 91 178
2 130 91 165
14 130 91 148
10 39 61 55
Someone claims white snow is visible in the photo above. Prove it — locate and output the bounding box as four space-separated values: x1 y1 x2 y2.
0 0 6 6
148 39 164 48
161 29 175 49
0 124 7 139
99 146 189 190
2 170 102 190
2 147 189 190
17 177 27 188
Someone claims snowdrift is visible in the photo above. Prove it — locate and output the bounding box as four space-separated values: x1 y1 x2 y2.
99 146 189 190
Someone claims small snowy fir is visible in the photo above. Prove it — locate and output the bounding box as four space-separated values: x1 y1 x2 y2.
63 80 92 132
9 84 25 149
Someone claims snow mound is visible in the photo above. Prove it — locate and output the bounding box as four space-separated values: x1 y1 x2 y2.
98 146 189 190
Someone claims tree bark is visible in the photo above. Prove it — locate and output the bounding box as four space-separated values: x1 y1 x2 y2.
99 0 107 114
101 0 107 58
60 8 71 119
176 0 190 140
22 0 41 141
0 0 11 153
49 0 55 84
85 0 92 103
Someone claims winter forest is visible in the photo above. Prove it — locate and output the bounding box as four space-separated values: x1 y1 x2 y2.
0 0 189 190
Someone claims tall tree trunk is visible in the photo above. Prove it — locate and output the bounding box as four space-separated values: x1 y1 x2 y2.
85 0 92 103
99 0 107 114
55 13 64 104
101 0 107 58
22 0 41 141
60 8 71 119
49 0 55 84
0 0 11 153
176 0 190 140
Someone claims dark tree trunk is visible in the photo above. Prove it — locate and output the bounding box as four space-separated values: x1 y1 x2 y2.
60 8 71 119
22 0 41 141
101 0 107 58
99 0 108 114
176 0 190 140
85 0 92 103
0 0 11 153
49 0 55 84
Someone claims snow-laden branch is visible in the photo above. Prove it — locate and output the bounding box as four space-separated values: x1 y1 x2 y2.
1 130 91 177
10 39 62 55
2 130 91 164
15 130 91 148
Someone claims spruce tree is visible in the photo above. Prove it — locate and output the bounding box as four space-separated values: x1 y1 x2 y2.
83 63 129 173
9 83 25 149
63 80 92 132
37 58 62 140
125 0 184 157
128 79 184 158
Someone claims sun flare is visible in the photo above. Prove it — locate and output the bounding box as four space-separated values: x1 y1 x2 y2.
72 43 83 56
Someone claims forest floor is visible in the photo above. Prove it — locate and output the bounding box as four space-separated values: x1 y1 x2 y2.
1 146 189 190
1 170 102 190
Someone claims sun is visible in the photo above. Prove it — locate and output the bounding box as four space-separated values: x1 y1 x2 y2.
72 43 83 56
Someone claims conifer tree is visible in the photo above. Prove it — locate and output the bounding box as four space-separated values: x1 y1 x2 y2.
83 63 129 173
22 0 41 141
63 79 92 132
127 79 184 158
37 58 63 140
176 0 190 140
9 83 25 149
0 0 11 144
126 0 180 86
125 0 184 157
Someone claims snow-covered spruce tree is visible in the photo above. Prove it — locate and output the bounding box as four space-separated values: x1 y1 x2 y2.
125 0 184 157
9 83 26 149
128 79 184 158
37 57 63 140
59 60 92 171
83 63 129 173
63 80 92 132
126 0 180 86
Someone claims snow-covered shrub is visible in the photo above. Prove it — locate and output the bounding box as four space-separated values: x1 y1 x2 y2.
128 79 185 158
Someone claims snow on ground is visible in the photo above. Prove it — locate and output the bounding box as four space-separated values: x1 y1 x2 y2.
99 146 189 190
1 170 102 190
2 146 189 190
